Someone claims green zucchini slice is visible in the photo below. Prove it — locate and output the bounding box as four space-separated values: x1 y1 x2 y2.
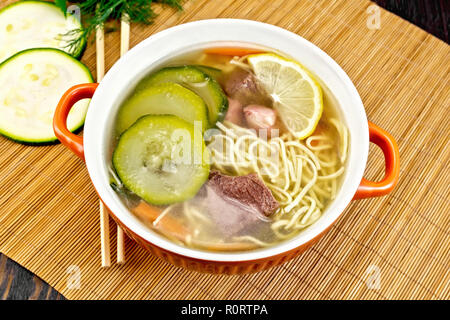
0 1 86 62
116 83 209 134
137 66 228 126
113 115 210 205
0 48 93 144
194 65 223 80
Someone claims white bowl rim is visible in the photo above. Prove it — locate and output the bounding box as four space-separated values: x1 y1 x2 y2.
84 19 369 262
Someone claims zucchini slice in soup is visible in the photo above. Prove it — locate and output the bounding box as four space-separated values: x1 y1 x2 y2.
113 115 210 205
193 65 223 81
116 83 209 134
137 66 228 126
0 1 86 62
0 48 93 144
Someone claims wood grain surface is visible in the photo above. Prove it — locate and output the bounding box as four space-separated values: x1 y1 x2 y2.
0 0 449 300
0 253 64 300
374 0 449 43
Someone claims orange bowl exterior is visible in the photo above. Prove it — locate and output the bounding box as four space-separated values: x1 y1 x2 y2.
111 209 328 274
101 198 330 274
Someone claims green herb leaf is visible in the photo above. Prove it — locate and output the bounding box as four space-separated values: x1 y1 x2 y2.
55 0 67 16
61 0 183 54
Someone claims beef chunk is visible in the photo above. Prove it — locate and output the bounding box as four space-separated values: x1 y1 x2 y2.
208 171 279 216
192 172 279 237
202 185 264 237
224 69 272 106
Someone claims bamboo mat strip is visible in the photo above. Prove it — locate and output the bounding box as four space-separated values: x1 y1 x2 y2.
0 0 448 300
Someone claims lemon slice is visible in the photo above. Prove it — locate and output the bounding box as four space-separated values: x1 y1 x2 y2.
247 53 323 139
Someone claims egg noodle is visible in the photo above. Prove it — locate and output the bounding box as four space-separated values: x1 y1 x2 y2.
207 120 348 245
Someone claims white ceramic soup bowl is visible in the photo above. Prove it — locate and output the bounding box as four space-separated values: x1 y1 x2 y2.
54 19 399 274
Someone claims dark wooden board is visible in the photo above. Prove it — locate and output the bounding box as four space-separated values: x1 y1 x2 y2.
0 254 65 300
374 0 449 43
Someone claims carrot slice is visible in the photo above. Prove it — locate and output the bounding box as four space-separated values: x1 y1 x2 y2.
131 201 190 241
131 201 260 251
204 47 264 57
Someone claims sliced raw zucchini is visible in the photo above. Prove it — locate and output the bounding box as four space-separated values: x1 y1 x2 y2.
0 1 86 62
0 48 93 144
116 83 209 134
113 115 210 205
137 66 228 126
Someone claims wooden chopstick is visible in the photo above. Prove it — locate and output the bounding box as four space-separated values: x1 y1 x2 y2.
96 21 110 268
97 12 131 267
99 202 111 268
96 25 105 82
120 14 130 57
116 14 130 265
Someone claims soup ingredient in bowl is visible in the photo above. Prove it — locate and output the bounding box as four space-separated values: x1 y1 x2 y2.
224 68 271 106
116 82 209 134
0 1 86 63
224 97 245 126
197 184 266 237
193 65 223 82
113 115 210 205
0 48 93 144
243 105 277 131
225 102 280 138
131 201 190 242
190 171 277 237
208 171 279 216
136 66 228 126
247 53 323 139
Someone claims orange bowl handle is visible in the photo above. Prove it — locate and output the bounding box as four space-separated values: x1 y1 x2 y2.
353 121 400 200
53 83 99 161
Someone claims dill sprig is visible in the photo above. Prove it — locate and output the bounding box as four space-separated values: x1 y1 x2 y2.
60 0 183 54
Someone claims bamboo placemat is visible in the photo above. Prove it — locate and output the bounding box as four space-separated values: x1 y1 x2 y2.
0 0 448 300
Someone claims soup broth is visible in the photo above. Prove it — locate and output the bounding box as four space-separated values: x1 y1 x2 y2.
110 47 349 252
